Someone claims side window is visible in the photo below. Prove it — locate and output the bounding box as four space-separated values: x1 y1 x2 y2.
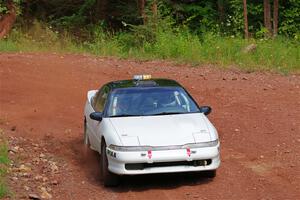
94 86 109 112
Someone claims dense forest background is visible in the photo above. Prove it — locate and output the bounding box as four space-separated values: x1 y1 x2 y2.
1 0 299 38
0 0 299 73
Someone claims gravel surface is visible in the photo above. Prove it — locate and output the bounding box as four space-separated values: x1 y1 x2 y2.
0 53 299 199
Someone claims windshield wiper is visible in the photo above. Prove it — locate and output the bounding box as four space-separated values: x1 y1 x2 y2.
109 114 141 118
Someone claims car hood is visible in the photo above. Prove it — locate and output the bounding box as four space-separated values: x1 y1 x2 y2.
109 113 213 146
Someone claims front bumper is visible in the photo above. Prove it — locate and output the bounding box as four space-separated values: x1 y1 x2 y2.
106 145 220 175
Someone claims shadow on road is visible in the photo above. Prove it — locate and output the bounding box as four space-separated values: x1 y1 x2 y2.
114 172 213 192
65 136 213 192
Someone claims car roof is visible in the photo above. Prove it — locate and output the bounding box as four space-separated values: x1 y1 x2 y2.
106 78 182 90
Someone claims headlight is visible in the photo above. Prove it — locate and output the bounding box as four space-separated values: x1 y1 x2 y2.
108 145 151 152
108 139 219 152
183 139 219 148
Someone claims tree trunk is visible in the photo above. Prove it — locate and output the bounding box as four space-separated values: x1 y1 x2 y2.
137 0 146 24
217 0 225 23
152 0 158 22
95 0 108 22
263 0 272 36
0 0 17 39
152 0 158 15
243 0 249 39
273 0 279 37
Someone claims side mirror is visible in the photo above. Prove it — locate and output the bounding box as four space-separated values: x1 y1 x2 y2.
90 112 103 121
199 106 212 115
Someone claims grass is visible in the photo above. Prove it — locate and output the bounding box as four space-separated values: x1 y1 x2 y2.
117 31 300 74
0 132 9 198
0 22 299 74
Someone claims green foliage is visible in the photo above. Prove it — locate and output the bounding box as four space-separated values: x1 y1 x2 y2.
0 39 18 52
255 27 268 38
119 14 174 50
135 31 299 73
279 0 300 38
51 0 96 28
85 26 121 56
110 0 141 25
0 143 8 165
1 21 82 53
162 0 218 35
0 183 8 199
1 0 300 74
0 0 22 15
0 4 8 14
226 0 243 36
7 0 299 38
1 23 299 74
225 0 262 37
0 135 9 198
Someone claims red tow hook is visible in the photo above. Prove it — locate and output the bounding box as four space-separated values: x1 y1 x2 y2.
187 148 191 157
147 150 152 159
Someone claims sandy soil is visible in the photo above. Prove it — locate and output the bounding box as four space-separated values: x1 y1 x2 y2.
0 53 299 200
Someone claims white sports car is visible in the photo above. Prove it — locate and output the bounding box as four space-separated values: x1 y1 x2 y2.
84 75 220 186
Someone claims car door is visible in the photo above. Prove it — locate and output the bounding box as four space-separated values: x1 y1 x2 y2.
87 85 110 151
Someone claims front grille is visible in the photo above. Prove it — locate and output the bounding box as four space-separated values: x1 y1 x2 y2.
125 159 212 170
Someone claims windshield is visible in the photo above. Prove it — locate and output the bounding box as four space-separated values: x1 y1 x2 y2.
107 87 199 117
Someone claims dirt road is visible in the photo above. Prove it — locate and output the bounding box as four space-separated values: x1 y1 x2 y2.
0 53 299 199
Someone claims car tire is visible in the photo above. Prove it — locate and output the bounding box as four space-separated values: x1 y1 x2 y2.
203 170 216 178
100 141 119 187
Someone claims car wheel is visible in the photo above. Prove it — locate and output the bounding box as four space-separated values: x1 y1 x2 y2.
100 141 119 187
203 170 216 178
